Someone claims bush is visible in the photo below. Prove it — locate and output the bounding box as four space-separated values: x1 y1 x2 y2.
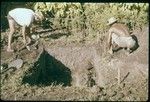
1 2 148 41
32 3 148 40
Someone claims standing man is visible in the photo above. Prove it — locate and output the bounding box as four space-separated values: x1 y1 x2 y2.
107 17 136 54
7 8 44 52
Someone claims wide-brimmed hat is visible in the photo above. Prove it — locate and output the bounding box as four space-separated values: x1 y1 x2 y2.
107 17 117 25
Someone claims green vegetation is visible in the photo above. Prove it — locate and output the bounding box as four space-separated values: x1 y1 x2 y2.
1 2 149 41
1 2 148 101
32 3 148 35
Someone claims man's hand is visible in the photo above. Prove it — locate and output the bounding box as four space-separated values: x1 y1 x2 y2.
26 45 31 51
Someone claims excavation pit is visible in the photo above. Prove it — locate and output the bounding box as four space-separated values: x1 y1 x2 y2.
22 46 98 87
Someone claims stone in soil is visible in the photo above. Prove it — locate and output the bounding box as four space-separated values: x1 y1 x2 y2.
8 59 23 69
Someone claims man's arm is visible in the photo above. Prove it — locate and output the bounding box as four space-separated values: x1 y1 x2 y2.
111 24 131 37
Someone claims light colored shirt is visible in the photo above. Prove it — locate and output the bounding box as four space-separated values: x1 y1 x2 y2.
112 33 136 48
8 8 35 27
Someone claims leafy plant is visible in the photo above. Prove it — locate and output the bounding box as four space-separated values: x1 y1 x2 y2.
1 2 148 41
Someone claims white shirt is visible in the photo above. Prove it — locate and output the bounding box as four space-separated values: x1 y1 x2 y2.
8 8 35 27
112 33 136 48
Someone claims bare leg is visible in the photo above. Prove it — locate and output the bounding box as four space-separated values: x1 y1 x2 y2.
26 27 31 45
108 38 113 54
22 26 31 51
22 26 26 45
7 19 15 52
30 25 36 34
108 45 113 54
127 47 131 55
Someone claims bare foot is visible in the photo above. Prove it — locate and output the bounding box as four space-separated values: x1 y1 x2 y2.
7 48 14 52
125 51 131 56
108 50 113 54
26 37 31 45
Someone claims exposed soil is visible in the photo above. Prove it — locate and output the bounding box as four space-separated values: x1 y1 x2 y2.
0 26 148 101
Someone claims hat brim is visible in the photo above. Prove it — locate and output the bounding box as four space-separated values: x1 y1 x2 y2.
107 20 117 25
107 23 111 25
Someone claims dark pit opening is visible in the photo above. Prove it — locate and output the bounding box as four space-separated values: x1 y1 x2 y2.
22 47 97 87
22 49 72 86
130 34 139 52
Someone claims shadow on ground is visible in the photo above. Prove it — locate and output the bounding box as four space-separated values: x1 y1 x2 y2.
22 49 72 86
34 28 71 39
131 34 139 52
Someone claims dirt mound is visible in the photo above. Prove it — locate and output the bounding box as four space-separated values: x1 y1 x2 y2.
22 48 72 86
21 27 148 89
1 27 148 101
